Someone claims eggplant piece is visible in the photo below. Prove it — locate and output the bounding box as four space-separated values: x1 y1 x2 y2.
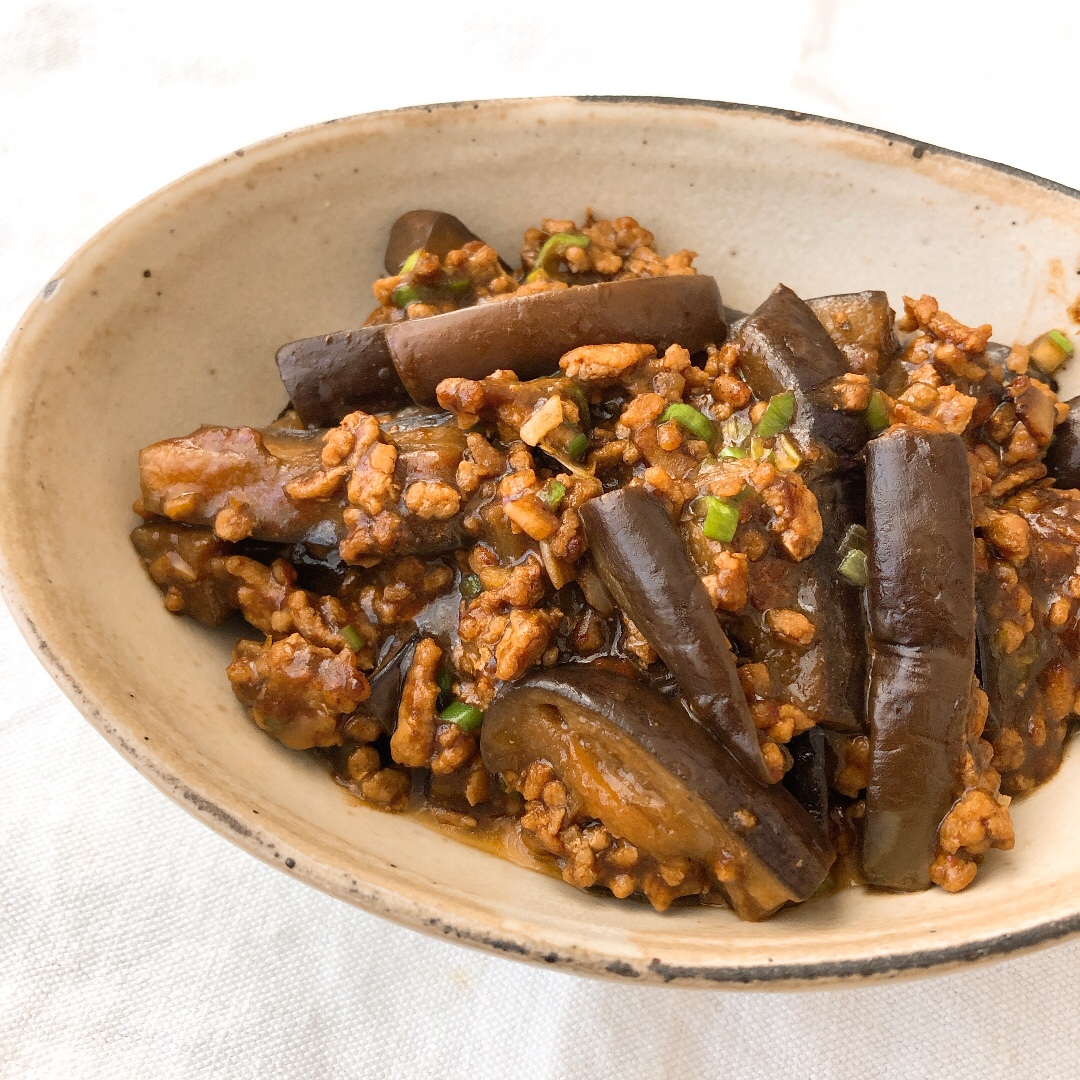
355 637 418 736
977 486 1080 794
806 290 900 380
138 415 467 554
863 426 977 890
384 209 511 275
735 284 871 466
718 471 866 734
578 486 770 783
1044 394 1080 489
729 285 869 732
387 274 727 406
782 726 830 833
481 665 834 919
276 328 406 428
130 522 239 625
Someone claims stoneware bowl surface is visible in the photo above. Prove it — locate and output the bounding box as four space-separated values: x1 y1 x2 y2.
2 97 1079 989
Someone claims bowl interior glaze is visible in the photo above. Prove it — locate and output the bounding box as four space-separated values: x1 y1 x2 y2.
2 97 1079 988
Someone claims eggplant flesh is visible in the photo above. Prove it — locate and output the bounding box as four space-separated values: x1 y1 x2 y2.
806 291 899 380
387 274 727 406
730 285 869 732
138 416 466 553
481 665 835 920
1044 394 1080 490
863 427 977 890
578 487 770 783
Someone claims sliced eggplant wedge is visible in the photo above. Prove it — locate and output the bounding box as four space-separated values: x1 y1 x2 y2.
276 327 406 428
138 415 466 555
481 665 835 920
735 283 871 465
387 274 727 405
730 285 870 732
384 209 507 275
863 426 978 890
578 486 770 783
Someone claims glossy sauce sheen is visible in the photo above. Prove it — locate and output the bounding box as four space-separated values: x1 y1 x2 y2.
863 427 976 890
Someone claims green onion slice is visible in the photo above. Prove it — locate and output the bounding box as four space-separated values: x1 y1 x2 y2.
701 495 740 543
391 282 422 308
398 248 422 274
341 625 364 652
526 232 590 283
837 548 868 588
718 445 748 460
754 392 796 439
540 480 566 510
659 402 717 447
566 433 589 461
865 390 889 433
460 573 483 599
1049 329 1074 357
440 701 484 732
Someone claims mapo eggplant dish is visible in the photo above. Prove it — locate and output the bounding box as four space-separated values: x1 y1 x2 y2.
132 210 1080 918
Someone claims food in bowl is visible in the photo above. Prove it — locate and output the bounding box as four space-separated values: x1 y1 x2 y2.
130 209 1079 919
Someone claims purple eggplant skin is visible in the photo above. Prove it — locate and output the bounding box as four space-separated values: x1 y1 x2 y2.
481 664 835 920
578 486 771 784
863 426 977 891
384 209 510 275
735 284 870 465
361 637 418 735
1044 394 1080 490
386 274 728 406
782 726 830 833
730 285 869 733
276 327 408 427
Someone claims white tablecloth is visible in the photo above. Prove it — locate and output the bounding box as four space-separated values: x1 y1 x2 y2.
3 3 1080 1076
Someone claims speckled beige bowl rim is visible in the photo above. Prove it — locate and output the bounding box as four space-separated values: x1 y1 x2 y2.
2 95 1079 989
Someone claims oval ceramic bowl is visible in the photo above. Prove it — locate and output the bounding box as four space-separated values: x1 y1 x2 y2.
2 97 1079 989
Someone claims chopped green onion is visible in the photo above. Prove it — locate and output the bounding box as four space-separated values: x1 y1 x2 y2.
1029 331 1072 374
398 248 422 274
526 232 590 282
440 700 484 732
566 432 589 461
446 273 471 296
839 523 868 555
540 479 566 510
1048 329 1074 356
837 548 868 587
701 495 740 543
564 383 591 426
865 391 889 433
749 436 771 460
391 282 421 308
718 445 748 459
460 573 483 599
659 402 717 447
754 392 796 439
436 668 454 697
773 433 802 472
341 625 364 652
721 414 752 446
